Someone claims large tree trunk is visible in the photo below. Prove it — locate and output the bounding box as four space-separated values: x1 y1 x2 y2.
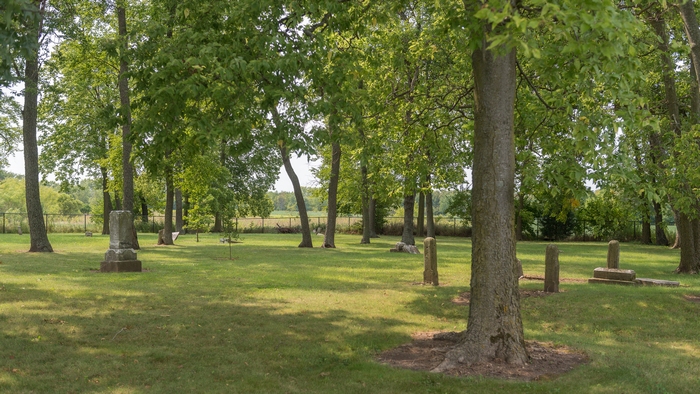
175 188 184 232
401 192 416 245
323 141 341 248
676 213 698 273
280 144 313 247
369 197 379 238
22 11 53 253
360 163 371 244
435 33 527 371
654 202 668 246
641 218 652 244
162 170 174 245
101 167 112 235
417 190 425 238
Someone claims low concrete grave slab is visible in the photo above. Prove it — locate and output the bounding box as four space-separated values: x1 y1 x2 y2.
593 267 636 281
587 278 637 286
636 278 680 287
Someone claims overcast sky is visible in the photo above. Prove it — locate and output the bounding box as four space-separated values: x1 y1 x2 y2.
3 150 318 193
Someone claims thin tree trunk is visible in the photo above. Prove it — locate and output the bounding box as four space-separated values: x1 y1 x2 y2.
183 194 189 232
435 31 527 370
22 9 53 252
212 213 222 233
117 5 138 250
140 194 148 223
323 141 341 248
654 202 669 246
426 189 435 238
516 193 524 241
163 170 174 245
280 144 313 247
101 167 112 235
369 197 379 238
641 219 652 245
212 140 226 233
401 192 416 245
417 190 425 238
175 188 183 232
360 163 371 244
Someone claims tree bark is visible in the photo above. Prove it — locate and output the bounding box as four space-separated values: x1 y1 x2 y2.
401 192 415 245
654 202 668 246
515 192 524 241
140 194 148 223
426 189 435 238
435 34 527 370
101 167 112 235
323 141 341 248
22 8 53 253
417 191 425 238
360 163 371 244
117 4 139 250
212 213 222 233
280 144 313 247
162 170 174 245
641 219 652 244
676 212 697 273
175 188 184 232
183 194 189 232
369 197 379 238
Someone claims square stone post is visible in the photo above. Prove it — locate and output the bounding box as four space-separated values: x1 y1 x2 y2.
607 240 620 269
423 237 438 285
101 211 141 272
544 244 559 293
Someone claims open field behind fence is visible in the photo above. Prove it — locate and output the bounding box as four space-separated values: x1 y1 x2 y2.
0 212 676 243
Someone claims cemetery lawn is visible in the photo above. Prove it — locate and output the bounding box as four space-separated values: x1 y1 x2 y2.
1 233 699 393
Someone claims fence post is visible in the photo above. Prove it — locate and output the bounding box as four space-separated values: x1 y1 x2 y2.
289 217 291 228
634 221 637 239
152 215 155 233
236 217 238 233
317 217 320 227
84 214 87 232
453 218 456 235
262 217 264 233
348 216 351 227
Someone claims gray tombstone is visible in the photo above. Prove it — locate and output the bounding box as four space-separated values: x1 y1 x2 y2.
544 244 559 293
423 237 438 285
101 211 141 272
607 240 620 269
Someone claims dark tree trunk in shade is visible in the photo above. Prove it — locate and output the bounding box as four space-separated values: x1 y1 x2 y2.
641 220 652 244
434 37 528 371
654 202 669 246
280 144 313 247
360 164 371 244
323 141 341 248
140 195 148 223
515 193 524 241
401 192 415 245
175 188 184 232
426 190 435 238
162 170 174 245
369 197 379 238
213 213 222 233
22 15 53 253
114 191 122 210
416 191 425 238
183 194 190 231
101 167 112 235
676 213 698 273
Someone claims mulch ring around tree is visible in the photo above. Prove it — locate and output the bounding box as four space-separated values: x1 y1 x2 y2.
377 331 588 381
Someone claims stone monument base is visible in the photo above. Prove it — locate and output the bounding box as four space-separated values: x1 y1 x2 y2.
101 260 142 273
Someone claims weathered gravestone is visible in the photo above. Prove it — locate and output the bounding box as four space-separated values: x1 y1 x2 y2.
389 242 420 254
544 244 560 293
423 237 438 285
607 240 620 269
101 211 141 273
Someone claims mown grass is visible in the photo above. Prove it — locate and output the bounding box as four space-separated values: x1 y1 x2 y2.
1 233 699 393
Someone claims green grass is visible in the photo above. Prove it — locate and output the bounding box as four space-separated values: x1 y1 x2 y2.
1 234 699 393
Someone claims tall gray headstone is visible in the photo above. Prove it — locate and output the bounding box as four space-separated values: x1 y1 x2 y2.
101 211 141 272
607 240 620 269
423 237 438 285
544 244 559 293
